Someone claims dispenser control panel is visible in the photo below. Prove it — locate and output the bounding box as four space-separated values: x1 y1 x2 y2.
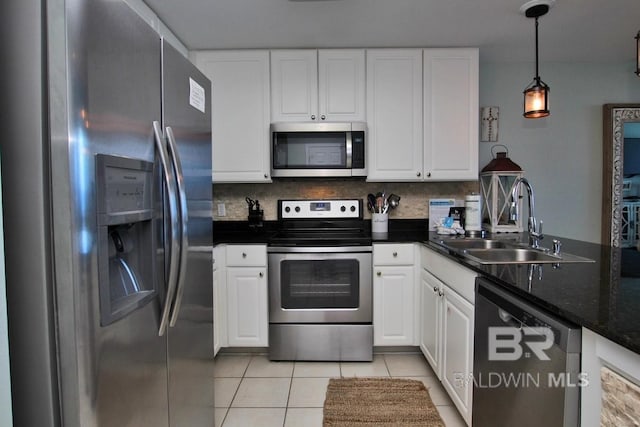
96 154 153 224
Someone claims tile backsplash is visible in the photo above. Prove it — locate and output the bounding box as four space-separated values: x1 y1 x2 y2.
213 180 479 221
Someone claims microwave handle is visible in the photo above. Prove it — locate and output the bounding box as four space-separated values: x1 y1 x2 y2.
345 132 353 168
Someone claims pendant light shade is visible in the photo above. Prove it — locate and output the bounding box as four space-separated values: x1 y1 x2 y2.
521 1 553 118
523 77 550 118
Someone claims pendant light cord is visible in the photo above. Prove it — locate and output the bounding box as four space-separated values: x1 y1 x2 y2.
534 17 540 81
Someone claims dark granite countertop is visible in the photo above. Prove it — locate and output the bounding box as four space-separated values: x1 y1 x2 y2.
420 230 640 356
214 218 640 355
213 220 275 244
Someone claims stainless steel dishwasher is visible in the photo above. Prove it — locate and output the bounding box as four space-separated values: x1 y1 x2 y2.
473 277 582 427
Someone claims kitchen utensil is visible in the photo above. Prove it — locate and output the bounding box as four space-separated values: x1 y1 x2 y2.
367 194 377 212
387 194 401 210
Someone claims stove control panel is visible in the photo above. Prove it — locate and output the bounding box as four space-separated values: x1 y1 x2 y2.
280 199 361 219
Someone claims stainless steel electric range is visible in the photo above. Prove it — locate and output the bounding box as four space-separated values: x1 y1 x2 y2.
267 199 373 361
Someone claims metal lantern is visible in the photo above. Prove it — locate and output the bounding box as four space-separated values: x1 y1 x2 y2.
480 146 525 233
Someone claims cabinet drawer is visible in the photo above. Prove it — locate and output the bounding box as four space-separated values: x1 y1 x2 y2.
374 243 415 265
422 245 476 304
226 245 267 266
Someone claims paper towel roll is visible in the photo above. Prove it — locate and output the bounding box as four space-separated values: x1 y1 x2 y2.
464 194 482 231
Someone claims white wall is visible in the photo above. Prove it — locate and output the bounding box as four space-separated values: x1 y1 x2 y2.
479 60 640 243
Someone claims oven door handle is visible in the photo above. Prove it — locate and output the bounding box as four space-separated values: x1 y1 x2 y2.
267 246 373 254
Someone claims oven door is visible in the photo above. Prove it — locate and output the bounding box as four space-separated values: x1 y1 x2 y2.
268 247 372 323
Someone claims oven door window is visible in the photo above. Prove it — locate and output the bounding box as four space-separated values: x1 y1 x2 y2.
280 259 359 309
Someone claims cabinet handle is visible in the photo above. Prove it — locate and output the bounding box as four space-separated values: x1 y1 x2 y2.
311 115 316 120
427 172 432 178
433 286 438 293
416 172 421 177
264 174 268 179
392 251 398 257
321 115 326 120
377 271 382 276
242 252 247 258
438 290 444 297
259 272 264 277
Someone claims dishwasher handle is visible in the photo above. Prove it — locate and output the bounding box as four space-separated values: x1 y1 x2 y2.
498 309 522 329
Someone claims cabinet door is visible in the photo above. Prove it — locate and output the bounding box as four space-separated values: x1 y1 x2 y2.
423 49 479 181
373 265 415 346
226 267 268 347
366 49 423 181
420 270 442 378
212 263 223 355
271 50 318 122
318 49 365 122
193 50 271 182
441 285 474 425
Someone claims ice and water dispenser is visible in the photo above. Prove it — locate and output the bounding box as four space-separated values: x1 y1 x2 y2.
96 154 156 326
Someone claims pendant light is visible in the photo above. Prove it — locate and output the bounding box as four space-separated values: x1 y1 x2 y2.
636 30 640 77
521 0 553 118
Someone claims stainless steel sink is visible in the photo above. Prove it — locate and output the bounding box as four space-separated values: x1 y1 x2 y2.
459 248 595 265
435 238 595 264
437 239 516 250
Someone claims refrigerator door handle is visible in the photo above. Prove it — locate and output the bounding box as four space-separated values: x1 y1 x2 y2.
153 121 180 336
166 126 189 327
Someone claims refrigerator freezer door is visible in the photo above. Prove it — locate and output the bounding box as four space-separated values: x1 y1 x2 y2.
161 41 214 426
59 1 169 426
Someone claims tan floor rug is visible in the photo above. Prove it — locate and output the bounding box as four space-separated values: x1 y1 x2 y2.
323 377 446 426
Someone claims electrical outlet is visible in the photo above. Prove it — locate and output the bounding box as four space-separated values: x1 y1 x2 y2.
217 203 226 217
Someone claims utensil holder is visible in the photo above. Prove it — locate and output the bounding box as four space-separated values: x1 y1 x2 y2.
372 213 389 237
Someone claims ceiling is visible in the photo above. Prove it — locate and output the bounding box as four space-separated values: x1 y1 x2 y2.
144 0 639 63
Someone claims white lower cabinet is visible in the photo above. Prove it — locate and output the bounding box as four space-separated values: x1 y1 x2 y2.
226 267 268 347
420 245 476 426
213 244 269 350
420 269 442 372
440 282 474 424
212 246 225 356
373 244 418 346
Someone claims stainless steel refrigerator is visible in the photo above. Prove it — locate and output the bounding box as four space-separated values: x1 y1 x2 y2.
0 0 213 426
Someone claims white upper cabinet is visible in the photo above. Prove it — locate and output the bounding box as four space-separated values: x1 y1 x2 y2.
192 50 271 183
271 50 318 122
366 49 424 181
423 48 479 181
318 50 366 122
271 49 365 122
367 48 479 182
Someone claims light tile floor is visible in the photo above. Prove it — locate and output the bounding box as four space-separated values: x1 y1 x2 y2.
213 352 467 427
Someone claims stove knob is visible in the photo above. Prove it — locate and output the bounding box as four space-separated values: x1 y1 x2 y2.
295 206 300 213
340 206 346 212
350 206 356 212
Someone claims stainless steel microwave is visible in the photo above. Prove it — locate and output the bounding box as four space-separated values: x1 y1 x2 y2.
271 122 366 178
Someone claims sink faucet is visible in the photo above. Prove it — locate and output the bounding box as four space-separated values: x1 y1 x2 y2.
510 177 543 248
